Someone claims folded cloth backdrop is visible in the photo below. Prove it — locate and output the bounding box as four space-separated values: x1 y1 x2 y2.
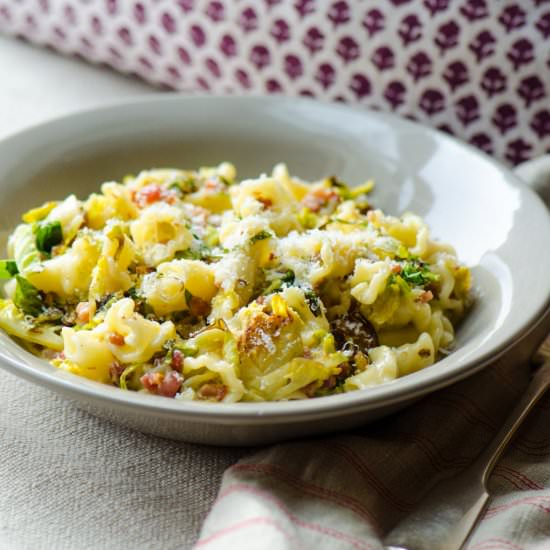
1 2 550 549
0 0 548 166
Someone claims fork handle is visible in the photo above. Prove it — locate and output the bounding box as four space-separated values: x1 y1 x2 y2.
475 360 550 484
384 360 550 550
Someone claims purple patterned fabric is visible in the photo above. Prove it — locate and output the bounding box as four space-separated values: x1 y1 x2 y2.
0 0 548 165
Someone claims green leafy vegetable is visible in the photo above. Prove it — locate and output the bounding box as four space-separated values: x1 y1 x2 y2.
249 230 273 245
97 293 117 310
12 224 41 273
331 218 369 228
262 279 282 296
176 248 201 261
261 269 295 296
34 221 63 253
328 176 351 199
0 260 18 279
119 364 140 390
169 177 197 194
14 275 43 316
125 288 154 316
304 290 322 317
126 286 139 300
281 270 295 285
400 261 439 288
297 208 319 229
220 177 232 186
175 342 199 357
387 274 411 294
223 332 240 367
176 242 211 261
184 288 194 306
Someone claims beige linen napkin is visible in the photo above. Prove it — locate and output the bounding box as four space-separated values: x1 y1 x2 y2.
196 328 550 550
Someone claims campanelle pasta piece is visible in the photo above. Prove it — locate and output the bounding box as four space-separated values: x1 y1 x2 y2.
89 224 136 301
183 354 245 403
350 259 393 306
395 332 435 376
344 346 398 390
428 309 455 351
271 163 310 202
130 202 192 266
141 259 216 316
127 169 190 192
231 175 294 217
217 214 271 249
0 300 63 350
102 298 175 364
85 182 138 229
230 175 300 235
62 298 175 382
26 235 100 299
61 326 115 383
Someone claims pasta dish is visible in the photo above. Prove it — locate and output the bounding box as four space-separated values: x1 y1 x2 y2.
0 163 471 402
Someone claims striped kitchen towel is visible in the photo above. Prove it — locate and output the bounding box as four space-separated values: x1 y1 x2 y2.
196 331 550 549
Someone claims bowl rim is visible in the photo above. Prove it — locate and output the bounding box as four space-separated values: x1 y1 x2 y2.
1 93 549 422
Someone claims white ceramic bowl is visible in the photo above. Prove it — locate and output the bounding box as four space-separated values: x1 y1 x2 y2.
1 96 549 445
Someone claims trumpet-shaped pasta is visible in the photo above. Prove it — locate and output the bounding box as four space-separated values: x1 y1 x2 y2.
344 346 398 390
395 332 435 376
46 195 84 241
130 202 192 266
1 163 471 402
89 225 136 301
102 298 175 363
0 300 63 350
210 246 260 317
276 231 324 286
85 182 138 229
127 169 190 192
183 353 245 403
216 162 237 183
61 326 115 383
231 176 294 216
26 235 100 299
62 298 175 382
428 310 455 351
231 175 300 235
277 229 368 287
384 213 436 258
350 260 393 305
141 259 216 316
271 163 310 202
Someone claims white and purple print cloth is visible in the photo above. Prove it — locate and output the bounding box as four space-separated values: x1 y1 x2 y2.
0 0 548 166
